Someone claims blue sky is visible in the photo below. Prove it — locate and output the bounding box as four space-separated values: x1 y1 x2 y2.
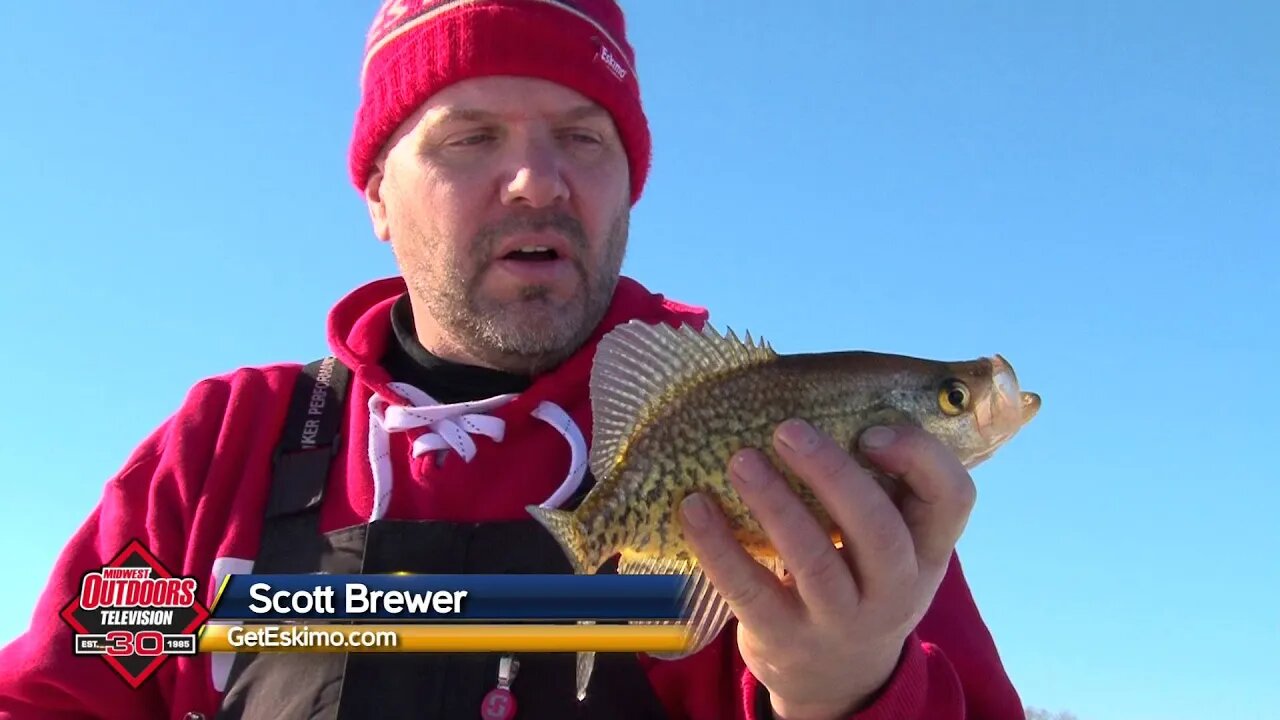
1 2 1276 718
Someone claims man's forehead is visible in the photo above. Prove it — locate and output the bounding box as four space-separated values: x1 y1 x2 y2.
409 76 612 125
423 103 612 126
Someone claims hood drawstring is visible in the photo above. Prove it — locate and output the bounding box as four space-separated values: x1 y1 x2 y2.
366 383 589 521
528 401 589 510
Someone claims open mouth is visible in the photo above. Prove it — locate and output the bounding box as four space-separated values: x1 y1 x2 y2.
502 246 562 262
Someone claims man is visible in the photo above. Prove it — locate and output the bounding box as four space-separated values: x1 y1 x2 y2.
0 1 1026 718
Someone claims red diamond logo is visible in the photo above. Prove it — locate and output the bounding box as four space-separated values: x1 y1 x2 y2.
59 539 210 688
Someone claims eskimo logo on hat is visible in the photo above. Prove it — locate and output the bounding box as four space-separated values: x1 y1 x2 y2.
596 42 628 81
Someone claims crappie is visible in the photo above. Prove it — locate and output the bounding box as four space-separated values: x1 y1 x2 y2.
528 319 1040 700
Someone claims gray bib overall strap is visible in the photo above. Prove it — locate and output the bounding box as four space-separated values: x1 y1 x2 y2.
215 357 670 720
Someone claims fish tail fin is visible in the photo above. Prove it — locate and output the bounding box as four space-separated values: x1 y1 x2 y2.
526 505 612 575
526 505 608 702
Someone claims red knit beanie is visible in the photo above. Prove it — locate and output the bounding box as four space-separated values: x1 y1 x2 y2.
350 0 651 205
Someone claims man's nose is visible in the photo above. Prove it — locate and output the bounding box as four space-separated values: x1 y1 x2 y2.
501 137 570 208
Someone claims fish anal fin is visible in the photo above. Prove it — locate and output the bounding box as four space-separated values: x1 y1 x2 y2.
614 554 734 662
616 552 695 578
756 553 786 581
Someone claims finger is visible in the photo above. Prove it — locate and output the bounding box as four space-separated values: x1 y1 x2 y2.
773 419 918 598
725 448 858 619
678 491 799 645
856 424 976 570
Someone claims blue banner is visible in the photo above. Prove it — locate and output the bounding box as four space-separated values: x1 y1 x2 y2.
209 574 691 621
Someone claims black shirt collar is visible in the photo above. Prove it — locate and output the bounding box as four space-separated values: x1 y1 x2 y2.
381 294 532 404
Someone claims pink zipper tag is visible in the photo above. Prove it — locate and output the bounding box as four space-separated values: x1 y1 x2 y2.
480 655 518 720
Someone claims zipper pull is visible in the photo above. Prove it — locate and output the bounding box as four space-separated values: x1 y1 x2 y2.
480 654 519 719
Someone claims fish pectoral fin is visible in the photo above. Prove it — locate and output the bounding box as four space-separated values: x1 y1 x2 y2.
847 406 918 501
617 555 734 662
853 407 917 441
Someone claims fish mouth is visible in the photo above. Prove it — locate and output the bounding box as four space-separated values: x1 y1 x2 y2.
1021 391 1041 423
980 355 1039 444
999 352 1041 425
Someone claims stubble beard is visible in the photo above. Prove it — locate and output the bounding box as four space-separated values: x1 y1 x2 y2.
402 209 628 376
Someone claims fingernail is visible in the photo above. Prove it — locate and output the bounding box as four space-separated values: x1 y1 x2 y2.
777 419 819 455
681 494 710 529
860 426 896 450
730 452 764 487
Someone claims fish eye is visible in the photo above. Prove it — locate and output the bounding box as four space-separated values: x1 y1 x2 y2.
938 380 971 416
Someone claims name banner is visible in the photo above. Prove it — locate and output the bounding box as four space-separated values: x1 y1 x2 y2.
197 623 692 654
210 574 692 622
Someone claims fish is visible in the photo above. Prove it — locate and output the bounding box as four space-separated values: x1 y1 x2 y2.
527 319 1041 700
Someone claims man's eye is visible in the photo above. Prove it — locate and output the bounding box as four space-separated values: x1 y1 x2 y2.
561 131 603 145
449 134 495 147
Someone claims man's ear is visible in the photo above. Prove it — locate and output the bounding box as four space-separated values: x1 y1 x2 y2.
365 164 390 243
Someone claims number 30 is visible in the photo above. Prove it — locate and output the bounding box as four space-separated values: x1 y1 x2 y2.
104 631 163 657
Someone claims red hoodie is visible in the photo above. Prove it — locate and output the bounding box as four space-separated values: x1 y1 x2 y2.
0 275 1024 719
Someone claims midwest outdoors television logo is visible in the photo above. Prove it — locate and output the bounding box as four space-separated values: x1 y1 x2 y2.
59 539 210 687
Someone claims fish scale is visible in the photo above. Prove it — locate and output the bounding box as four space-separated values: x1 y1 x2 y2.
527 319 1041 702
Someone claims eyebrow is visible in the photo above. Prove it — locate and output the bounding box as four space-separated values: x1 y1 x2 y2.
431 108 502 125
557 105 610 123
429 104 610 126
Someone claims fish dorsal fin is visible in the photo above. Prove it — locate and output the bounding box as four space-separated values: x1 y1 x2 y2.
590 320 778 482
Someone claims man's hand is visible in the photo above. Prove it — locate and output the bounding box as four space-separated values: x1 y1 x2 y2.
678 419 977 720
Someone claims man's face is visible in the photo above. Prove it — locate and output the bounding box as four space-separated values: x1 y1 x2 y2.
366 76 631 375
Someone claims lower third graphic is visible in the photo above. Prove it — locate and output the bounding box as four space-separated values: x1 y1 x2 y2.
59 539 210 688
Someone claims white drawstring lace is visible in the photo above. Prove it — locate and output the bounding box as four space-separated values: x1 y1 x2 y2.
530 401 589 510
366 382 589 521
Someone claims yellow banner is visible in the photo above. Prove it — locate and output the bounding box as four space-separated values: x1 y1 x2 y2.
197 623 691 653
